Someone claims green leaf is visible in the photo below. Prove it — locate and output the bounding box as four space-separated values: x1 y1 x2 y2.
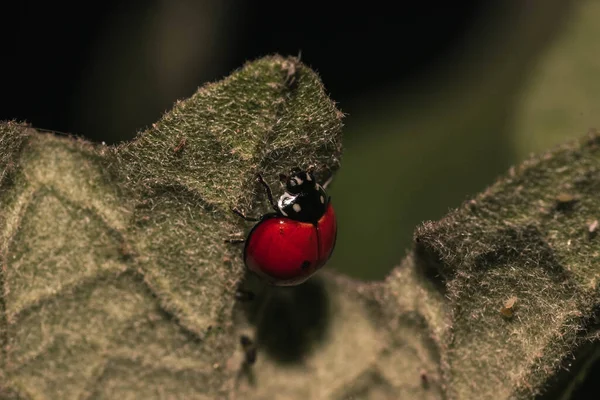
414 133 600 399
0 55 343 399
2 54 598 400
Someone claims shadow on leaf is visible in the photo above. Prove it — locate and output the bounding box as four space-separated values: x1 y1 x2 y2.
244 277 331 364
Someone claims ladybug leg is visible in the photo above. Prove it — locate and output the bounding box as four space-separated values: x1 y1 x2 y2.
224 237 245 244
256 173 278 212
235 288 255 302
240 335 257 366
231 207 260 222
278 173 288 185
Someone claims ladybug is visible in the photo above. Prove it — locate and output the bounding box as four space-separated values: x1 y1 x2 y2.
232 168 337 286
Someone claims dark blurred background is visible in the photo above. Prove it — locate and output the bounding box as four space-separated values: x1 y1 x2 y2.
3 1 487 143
1 1 599 396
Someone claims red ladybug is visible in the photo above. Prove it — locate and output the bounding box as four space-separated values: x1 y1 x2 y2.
232 168 337 286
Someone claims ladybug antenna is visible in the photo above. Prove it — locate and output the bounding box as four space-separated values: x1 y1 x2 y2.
256 173 278 212
320 164 336 189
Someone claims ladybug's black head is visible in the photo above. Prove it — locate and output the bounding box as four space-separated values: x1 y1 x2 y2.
283 169 317 195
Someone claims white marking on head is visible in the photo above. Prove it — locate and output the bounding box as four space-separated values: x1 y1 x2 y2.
306 174 312 181
293 203 302 213
294 177 303 185
320 195 325 204
289 179 296 186
278 193 296 216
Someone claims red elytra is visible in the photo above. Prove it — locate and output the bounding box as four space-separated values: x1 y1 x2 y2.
244 203 337 286
235 169 338 286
